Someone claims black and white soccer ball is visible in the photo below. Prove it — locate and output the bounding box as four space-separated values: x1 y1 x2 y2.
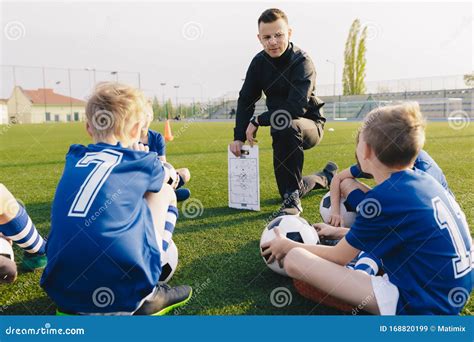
163 162 179 189
260 215 319 277
319 192 357 227
159 240 178 284
0 237 14 261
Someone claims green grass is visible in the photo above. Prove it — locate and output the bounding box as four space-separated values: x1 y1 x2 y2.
0 120 473 315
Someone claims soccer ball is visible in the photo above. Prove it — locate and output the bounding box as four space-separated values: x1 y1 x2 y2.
163 162 179 189
0 237 14 261
260 215 319 277
159 240 178 284
319 192 357 227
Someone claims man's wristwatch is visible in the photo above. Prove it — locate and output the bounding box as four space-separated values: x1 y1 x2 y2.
250 115 259 127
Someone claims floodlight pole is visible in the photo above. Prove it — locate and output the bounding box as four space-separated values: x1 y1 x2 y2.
326 59 336 119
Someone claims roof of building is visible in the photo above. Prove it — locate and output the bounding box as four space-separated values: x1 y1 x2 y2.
20 87 86 105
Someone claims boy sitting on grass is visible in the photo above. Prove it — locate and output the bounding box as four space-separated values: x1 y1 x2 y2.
262 103 472 315
140 103 191 202
40 82 192 315
0 183 48 283
326 133 451 228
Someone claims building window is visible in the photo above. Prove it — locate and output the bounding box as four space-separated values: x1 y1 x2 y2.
45 112 51 121
67 114 71 122
74 112 79 121
54 115 59 122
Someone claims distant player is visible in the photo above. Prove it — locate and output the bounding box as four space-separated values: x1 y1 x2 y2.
262 103 472 314
0 183 48 283
40 82 192 315
140 102 191 202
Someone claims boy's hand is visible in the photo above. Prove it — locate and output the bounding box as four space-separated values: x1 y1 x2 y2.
313 223 339 239
260 228 296 268
131 142 149 153
329 212 343 227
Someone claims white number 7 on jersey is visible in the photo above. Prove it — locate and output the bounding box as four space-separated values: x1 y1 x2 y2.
68 149 123 218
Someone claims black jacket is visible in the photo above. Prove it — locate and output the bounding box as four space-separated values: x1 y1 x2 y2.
234 43 325 141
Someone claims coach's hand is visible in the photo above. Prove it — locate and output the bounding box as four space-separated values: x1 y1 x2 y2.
245 123 258 147
229 140 244 157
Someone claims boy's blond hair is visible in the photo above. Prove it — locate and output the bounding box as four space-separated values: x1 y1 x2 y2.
86 82 148 141
361 102 426 168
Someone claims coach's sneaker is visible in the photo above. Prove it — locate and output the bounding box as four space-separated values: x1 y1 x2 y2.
20 252 47 272
277 190 303 216
312 161 338 188
134 284 192 316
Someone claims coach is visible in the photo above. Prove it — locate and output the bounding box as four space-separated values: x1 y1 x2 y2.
230 8 332 215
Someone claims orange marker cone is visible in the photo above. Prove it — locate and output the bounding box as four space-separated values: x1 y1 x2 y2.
164 119 174 142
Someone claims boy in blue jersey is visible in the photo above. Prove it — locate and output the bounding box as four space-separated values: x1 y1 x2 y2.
262 103 472 314
140 104 191 202
40 82 192 315
326 141 451 228
0 183 48 282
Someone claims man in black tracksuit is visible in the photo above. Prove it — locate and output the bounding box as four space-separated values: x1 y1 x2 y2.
230 8 337 215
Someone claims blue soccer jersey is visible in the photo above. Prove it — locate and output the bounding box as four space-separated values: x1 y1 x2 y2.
346 170 472 314
40 142 165 313
147 129 166 156
350 149 450 191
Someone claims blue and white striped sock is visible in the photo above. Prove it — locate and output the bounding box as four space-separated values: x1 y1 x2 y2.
0 205 46 255
352 251 382 276
162 206 178 252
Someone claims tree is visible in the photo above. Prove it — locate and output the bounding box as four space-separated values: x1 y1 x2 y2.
343 19 368 95
464 73 474 87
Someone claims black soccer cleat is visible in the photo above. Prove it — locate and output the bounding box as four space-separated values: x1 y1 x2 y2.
312 161 338 188
133 284 192 316
322 161 338 186
277 190 303 216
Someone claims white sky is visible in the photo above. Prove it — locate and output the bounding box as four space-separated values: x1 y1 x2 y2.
0 0 472 101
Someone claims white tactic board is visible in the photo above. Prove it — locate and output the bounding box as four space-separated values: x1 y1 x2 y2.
228 145 260 211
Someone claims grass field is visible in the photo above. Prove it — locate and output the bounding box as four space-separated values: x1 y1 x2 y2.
0 120 473 315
